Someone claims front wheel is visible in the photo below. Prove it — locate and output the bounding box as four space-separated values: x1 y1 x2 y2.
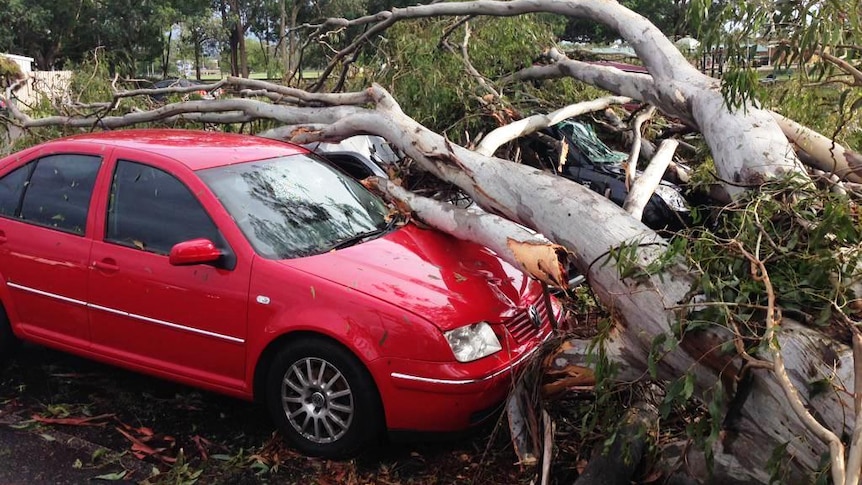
265 338 383 458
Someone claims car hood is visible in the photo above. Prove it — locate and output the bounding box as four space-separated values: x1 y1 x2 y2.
280 223 538 331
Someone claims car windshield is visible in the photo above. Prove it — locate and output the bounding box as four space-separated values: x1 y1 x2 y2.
199 153 389 259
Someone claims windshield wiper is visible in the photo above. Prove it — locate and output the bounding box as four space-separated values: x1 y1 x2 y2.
328 215 401 251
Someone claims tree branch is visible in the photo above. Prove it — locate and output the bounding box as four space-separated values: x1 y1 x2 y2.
475 96 631 156
624 105 657 189
503 51 667 117
771 111 862 183
623 138 678 221
308 0 694 82
735 242 847 485
820 50 862 86
364 177 570 288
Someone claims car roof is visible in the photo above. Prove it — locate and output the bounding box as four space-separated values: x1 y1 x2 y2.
59 129 307 171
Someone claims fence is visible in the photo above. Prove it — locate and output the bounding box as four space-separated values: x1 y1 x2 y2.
12 71 73 110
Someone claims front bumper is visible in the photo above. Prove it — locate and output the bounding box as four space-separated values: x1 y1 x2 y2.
368 327 553 433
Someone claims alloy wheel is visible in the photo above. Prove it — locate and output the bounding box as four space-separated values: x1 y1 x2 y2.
281 357 354 443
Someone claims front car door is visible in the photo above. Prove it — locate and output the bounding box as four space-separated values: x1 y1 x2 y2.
87 152 251 392
0 148 104 348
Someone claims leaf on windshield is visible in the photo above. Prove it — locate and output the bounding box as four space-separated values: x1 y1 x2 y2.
133 240 145 250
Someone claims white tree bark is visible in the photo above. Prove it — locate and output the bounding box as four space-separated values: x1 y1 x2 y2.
308 0 808 197
475 96 631 157
364 177 570 289
623 139 678 220
771 111 862 183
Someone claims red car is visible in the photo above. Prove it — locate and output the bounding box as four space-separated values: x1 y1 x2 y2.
0 129 559 457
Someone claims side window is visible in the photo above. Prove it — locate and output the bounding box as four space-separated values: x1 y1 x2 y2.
17 155 101 235
0 162 35 217
106 160 222 255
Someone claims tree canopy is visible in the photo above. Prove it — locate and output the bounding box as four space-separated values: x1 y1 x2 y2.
0 0 212 76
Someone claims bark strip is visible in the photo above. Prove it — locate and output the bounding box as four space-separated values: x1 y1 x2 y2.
364 177 570 289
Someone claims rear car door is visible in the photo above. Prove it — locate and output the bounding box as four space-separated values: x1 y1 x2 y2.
0 149 104 348
87 152 251 391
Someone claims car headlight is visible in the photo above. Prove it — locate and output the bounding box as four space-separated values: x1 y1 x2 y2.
444 322 502 362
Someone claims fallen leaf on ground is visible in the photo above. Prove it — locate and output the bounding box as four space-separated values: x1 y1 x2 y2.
32 413 115 427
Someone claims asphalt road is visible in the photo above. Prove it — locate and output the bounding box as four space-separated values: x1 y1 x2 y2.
0 343 278 484
0 343 530 485
0 416 148 485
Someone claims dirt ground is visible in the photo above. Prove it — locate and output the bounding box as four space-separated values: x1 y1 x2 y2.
0 343 582 484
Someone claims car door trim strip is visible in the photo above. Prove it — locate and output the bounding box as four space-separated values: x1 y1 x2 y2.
7 282 89 307
7 282 244 344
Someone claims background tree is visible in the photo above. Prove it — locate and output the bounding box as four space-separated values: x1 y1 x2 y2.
216 0 271 77
562 0 689 42
0 0 96 69
0 0 209 76
180 13 225 79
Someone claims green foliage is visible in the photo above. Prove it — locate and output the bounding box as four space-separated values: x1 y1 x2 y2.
760 79 862 150
350 15 587 143
691 0 862 116
68 55 116 105
688 177 862 332
635 171 862 476
0 57 23 88
720 67 763 112
0 0 209 74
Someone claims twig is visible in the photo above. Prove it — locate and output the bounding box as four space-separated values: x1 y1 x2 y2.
539 409 554 485
728 320 773 371
625 105 656 190
475 96 631 156
734 241 847 485
820 50 862 86
845 333 862 483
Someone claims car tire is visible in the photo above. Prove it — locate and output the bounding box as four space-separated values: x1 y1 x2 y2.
265 337 383 458
0 306 19 366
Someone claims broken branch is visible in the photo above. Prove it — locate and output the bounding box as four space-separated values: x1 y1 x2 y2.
622 139 678 220
475 96 632 157
364 177 570 288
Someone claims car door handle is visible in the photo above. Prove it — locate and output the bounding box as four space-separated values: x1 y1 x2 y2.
93 259 120 273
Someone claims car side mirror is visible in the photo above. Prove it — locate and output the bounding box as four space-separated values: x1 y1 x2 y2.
169 238 222 266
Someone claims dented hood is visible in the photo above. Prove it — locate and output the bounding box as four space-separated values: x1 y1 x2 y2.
281 223 539 331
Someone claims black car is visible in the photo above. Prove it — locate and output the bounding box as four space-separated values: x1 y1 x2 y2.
548 120 690 231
